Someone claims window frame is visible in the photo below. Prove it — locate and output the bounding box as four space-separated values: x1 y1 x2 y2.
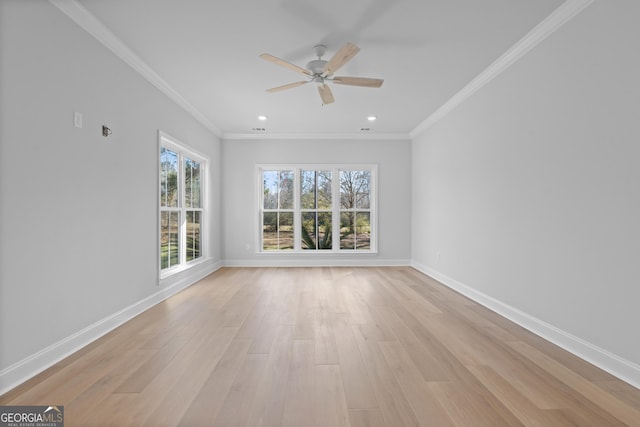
159 131 208 279
256 164 378 254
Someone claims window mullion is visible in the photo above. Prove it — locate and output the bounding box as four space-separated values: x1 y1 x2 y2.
294 168 301 251
332 168 340 253
179 154 186 266
314 172 319 250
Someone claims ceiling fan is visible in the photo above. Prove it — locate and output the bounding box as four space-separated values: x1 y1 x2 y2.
260 42 384 105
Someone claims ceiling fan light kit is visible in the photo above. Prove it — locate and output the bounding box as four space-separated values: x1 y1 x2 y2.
260 42 384 105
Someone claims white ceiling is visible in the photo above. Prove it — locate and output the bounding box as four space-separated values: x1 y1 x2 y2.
72 0 564 138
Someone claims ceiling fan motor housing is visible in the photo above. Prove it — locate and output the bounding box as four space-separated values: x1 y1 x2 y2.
306 59 328 75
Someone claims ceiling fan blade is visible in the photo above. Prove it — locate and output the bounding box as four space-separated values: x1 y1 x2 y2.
333 76 384 88
318 84 335 105
322 42 360 77
260 53 312 76
266 81 309 93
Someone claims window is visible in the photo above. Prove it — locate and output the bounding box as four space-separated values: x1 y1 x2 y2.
159 132 207 275
258 165 376 253
301 170 332 250
339 170 372 250
262 170 294 250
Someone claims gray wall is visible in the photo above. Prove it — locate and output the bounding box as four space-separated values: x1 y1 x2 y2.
0 1 222 372
412 0 640 368
222 138 412 265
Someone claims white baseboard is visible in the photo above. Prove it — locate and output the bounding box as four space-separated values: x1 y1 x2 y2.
223 258 411 268
411 260 640 390
0 260 222 396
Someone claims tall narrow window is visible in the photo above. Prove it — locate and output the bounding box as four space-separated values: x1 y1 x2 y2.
160 147 180 269
301 170 332 250
258 165 376 253
340 170 371 250
184 158 202 261
159 132 207 275
262 170 294 250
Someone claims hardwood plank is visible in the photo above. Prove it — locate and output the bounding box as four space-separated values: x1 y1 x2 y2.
293 290 315 339
375 304 460 383
349 409 387 427
466 364 582 427
282 340 316 427
136 326 239 426
178 339 252 425
340 281 376 325
315 364 351 427
248 309 282 354
114 335 190 393
64 349 157 427
351 327 421 427
212 353 269 426
332 314 378 409
221 281 264 327
596 379 640 411
428 381 523 427
314 306 339 364
246 325 294 426
379 341 455 426
234 297 270 339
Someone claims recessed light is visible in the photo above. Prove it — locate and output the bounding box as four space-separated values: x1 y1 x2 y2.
257 115 268 121
367 115 377 122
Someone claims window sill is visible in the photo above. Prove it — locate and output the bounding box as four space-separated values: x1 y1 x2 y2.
159 257 211 282
256 250 379 256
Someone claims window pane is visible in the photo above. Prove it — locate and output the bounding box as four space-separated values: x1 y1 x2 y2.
340 170 370 209
355 171 371 209
301 171 316 210
186 210 201 261
340 212 355 249
355 212 371 250
160 211 180 268
279 171 294 209
263 212 277 250
263 212 294 251
317 171 332 210
279 212 294 250
263 171 278 209
317 212 332 250
302 212 332 250
160 147 178 208
301 212 316 249
185 158 201 208
301 170 332 210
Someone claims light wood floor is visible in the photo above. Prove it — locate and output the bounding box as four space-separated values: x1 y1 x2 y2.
2 267 640 426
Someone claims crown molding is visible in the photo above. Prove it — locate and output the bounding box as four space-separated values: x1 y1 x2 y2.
223 132 411 141
49 0 223 138
410 0 595 139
